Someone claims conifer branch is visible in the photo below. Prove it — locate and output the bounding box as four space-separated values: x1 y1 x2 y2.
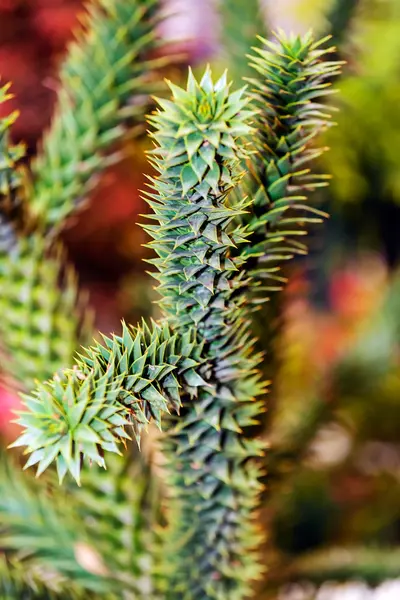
0 230 90 392
0 556 59 600
30 0 161 232
0 450 160 598
0 87 90 392
7 29 343 599
12 320 205 484
239 33 342 303
75 450 160 597
145 69 267 599
0 83 26 240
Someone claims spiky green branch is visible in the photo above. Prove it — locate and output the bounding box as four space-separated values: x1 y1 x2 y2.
30 0 161 231
0 556 59 600
13 320 205 484
0 448 162 599
240 33 342 303
0 88 89 392
282 546 400 586
0 83 26 236
0 230 91 391
74 449 160 596
145 69 266 599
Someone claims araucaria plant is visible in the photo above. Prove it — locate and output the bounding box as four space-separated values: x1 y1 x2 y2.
1 1 341 597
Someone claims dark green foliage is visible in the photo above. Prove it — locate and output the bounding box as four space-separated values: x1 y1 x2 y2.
271 471 337 554
13 320 205 484
30 0 161 231
240 33 342 303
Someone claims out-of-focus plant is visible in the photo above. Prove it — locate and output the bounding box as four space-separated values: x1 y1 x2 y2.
320 0 400 267
325 0 400 202
218 0 268 84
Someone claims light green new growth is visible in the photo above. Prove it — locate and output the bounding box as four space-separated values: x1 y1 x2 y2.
30 0 160 231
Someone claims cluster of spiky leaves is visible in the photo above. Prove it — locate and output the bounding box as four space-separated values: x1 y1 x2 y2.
13 320 205 484
239 33 342 304
144 70 267 599
1 2 167 597
30 0 161 231
0 556 59 600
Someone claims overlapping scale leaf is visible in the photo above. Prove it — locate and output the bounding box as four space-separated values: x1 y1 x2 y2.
145 69 267 599
30 0 161 230
12 320 205 484
239 32 342 303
